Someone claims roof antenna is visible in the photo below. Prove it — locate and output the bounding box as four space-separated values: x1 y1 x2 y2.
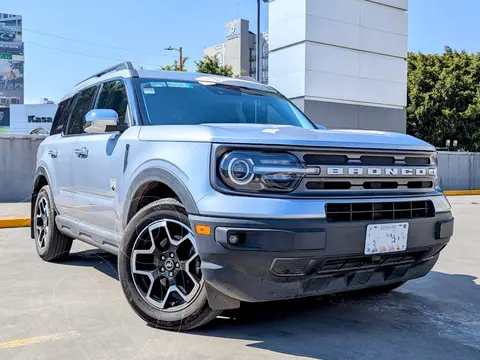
237 2 239 19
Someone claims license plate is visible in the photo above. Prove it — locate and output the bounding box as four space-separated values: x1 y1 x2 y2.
364 222 409 255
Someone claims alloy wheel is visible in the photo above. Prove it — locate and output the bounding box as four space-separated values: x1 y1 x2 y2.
130 219 202 312
35 197 50 249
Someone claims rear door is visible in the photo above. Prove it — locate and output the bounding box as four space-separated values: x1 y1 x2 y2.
69 79 131 240
40 98 74 215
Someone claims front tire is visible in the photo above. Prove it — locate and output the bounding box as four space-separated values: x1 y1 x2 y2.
33 185 73 262
118 198 221 331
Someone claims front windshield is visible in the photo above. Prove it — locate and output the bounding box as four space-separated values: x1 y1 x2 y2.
135 78 315 129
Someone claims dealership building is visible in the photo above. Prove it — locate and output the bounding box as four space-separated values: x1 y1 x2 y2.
7 103 56 135
206 0 407 133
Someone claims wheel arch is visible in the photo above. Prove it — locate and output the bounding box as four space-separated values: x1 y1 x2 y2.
123 168 199 229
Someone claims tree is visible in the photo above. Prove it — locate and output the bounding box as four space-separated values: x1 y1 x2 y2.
407 47 480 151
161 57 189 72
195 55 235 77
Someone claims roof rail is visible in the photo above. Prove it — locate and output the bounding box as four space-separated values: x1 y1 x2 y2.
75 61 139 86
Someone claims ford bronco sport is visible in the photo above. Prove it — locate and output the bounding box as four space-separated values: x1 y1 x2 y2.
31 62 454 330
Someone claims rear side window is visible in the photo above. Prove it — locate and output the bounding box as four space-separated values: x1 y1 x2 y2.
65 86 98 135
96 80 129 126
50 98 71 135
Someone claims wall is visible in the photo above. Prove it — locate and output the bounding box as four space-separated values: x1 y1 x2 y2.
437 152 480 191
269 0 408 132
0 134 45 202
0 137 476 203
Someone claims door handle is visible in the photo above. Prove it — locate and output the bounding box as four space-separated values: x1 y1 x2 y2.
47 149 58 158
74 146 89 158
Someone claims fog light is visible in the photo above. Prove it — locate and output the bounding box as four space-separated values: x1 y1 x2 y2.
228 234 241 244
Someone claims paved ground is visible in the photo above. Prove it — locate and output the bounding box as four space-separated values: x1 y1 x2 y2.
0 197 479 360
0 202 29 219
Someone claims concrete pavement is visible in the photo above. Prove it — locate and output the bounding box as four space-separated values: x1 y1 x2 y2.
0 198 479 359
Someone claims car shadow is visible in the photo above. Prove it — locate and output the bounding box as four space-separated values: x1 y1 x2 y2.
191 271 480 360
58 249 119 280
58 251 480 359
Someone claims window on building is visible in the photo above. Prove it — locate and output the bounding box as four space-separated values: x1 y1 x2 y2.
263 42 269 56
215 53 223 67
65 86 98 135
96 80 129 126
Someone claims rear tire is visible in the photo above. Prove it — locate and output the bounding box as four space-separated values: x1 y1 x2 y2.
33 185 73 262
118 198 221 331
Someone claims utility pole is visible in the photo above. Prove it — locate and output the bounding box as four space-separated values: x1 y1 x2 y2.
165 46 183 71
256 0 261 82
179 47 183 72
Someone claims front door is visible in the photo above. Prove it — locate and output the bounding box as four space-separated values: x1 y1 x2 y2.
68 79 131 242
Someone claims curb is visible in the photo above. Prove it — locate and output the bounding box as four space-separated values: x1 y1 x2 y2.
443 190 480 196
0 217 31 229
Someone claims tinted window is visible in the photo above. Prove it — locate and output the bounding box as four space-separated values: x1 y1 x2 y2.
135 79 315 129
96 80 129 125
65 86 98 135
50 98 71 135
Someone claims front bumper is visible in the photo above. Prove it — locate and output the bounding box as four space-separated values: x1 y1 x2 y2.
189 211 453 308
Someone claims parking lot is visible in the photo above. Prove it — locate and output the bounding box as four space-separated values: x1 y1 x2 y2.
0 197 479 360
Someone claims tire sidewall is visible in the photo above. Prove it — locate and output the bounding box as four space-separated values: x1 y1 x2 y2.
119 201 209 324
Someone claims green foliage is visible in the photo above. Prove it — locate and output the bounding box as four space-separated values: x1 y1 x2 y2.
195 55 235 77
161 57 189 72
407 46 480 151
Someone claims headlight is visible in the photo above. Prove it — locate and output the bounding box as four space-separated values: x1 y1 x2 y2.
218 151 318 193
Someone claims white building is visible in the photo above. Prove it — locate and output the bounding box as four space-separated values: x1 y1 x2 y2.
205 19 269 84
9 104 57 135
269 0 408 132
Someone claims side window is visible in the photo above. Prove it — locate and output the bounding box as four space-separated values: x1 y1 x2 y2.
96 80 129 126
50 98 71 135
65 86 98 135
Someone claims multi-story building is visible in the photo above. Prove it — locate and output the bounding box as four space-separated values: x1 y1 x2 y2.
0 12 24 132
204 19 269 84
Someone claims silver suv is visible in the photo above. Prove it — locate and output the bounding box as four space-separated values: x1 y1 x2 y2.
31 62 454 330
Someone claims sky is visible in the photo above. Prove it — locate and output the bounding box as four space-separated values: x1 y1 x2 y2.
2 0 480 103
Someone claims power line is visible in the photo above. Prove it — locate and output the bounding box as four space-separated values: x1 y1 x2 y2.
24 41 162 68
22 28 176 58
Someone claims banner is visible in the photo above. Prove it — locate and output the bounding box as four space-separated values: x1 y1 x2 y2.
0 59 24 106
0 13 23 55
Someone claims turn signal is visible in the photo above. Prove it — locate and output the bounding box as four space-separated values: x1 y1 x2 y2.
195 224 211 236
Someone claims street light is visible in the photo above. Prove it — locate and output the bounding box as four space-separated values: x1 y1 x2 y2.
256 0 270 82
165 46 183 71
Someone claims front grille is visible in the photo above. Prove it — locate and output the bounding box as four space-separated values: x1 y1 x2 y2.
325 200 435 222
303 153 431 166
290 149 437 195
270 249 432 278
317 250 428 275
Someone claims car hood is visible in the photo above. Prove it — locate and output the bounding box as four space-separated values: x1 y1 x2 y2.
138 124 435 152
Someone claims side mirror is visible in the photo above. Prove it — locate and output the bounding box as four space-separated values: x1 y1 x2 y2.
315 124 327 130
84 109 121 133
